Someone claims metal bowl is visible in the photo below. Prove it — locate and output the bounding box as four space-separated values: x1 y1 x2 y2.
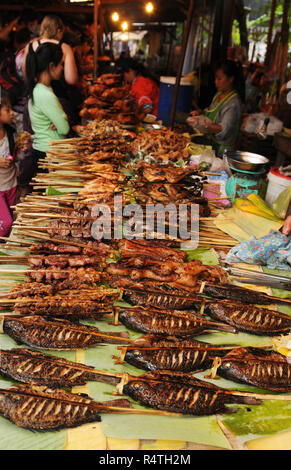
226 151 270 172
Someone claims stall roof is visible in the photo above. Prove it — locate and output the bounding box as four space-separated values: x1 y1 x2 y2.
0 0 190 23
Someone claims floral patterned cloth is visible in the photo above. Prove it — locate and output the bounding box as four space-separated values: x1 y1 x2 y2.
226 229 291 271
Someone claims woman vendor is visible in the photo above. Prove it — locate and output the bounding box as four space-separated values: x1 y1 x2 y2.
187 59 244 156
121 58 160 119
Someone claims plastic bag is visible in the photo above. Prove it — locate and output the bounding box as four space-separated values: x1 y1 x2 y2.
271 184 291 219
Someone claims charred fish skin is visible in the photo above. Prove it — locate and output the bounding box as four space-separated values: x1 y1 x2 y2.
0 348 99 387
3 316 128 350
0 384 101 431
206 302 291 336
123 289 199 310
217 348 291 392
122 377 256 416
118 308 208 337
124 347 211 372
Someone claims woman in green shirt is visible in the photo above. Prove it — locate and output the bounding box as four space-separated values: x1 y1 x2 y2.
187 60 244 156
25 42 70 173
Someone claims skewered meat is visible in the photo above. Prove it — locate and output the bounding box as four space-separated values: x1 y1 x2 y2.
206 301 291 336
12 299 113 319
213 347 291 392
118 307 237 336
27 266 103 284
28 241 110 257
121 370 261 415
0 384 131 431
107 259 228 289
27 254 104 269
0 348 120 387
2 316 130 350
136 161 203 184
118 337 235 372
118 239 186 262
202 283 288 305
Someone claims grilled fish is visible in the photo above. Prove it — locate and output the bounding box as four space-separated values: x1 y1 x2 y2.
204 284 290 306
120 338 234 372
0 384 131 431
215 347 291 392
2 316 130 350
0 348 121 387
206 301 291 336
118 307 237 337
121 370 261 415
122 288 201 310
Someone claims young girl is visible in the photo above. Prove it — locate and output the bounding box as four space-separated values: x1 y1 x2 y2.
0 95 17 237
25 42 70 171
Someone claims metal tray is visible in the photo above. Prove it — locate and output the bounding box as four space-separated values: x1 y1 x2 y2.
226 151 269 171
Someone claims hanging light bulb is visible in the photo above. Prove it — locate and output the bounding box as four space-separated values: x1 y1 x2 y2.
121 21 128 31
145 2 154 13
112 12 119 22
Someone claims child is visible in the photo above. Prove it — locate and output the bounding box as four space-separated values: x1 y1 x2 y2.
25 41 70 171
0 94 17 237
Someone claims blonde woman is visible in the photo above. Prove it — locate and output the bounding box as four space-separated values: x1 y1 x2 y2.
22 14 78 85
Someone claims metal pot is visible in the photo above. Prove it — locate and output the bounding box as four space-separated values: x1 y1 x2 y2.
226 151 270 172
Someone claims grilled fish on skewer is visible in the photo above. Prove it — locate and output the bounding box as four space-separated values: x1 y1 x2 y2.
0 383 151 431
206 301 291 336
0 348 122 387
118 307 237 336
1 316 130 350
212 347 291 392
120 370 261 416
116 338 238 372
203 283 291 306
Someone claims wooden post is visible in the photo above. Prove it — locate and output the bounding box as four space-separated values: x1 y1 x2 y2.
279 0 290 85
169 0 195 129
93 0 100 80
265 0 277 67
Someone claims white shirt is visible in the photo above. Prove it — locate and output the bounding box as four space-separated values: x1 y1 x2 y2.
0 132 17 191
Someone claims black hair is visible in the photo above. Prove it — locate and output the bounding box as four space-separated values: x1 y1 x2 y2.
121 58 159 85
0 91 11 109
25 42 63 101
15 27 31 46
214 59 245 103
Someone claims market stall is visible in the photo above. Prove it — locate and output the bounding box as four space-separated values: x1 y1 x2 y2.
0 112 291 451
0 0 291 453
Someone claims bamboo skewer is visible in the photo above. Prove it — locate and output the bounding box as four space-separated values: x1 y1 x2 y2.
0 387 181 417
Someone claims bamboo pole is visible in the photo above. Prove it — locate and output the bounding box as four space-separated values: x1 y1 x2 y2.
265 0 277 67
169 0 195 129
93 0 100 80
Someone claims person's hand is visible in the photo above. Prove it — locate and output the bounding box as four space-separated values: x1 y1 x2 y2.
0 157 12 169
282 215 291 236
50 123 57 130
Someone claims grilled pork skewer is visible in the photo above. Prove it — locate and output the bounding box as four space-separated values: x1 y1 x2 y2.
118 307 237 336
1 316 132 350
210 347 291 392
0 384 178 431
